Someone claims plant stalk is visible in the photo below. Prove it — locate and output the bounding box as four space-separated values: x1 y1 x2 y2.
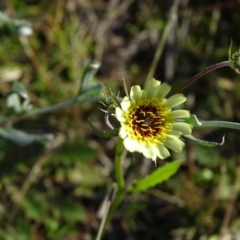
170 60 230 96
102 137 126 235
144 0 180 87
0 95 104 126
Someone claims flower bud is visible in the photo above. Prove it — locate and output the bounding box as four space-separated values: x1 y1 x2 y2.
229 40 240 74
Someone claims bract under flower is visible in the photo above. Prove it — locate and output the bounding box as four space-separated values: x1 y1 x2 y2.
115 78 192 163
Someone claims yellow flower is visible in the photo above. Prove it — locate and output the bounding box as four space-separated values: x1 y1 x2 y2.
115 78 192 163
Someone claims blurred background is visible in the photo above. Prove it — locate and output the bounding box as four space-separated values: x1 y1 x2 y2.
1 0 240 239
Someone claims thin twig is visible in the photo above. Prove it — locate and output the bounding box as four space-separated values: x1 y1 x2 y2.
9 154 50 223
96 184 117 240
95 0 135 62
9 134 65 223
147 189 185 208
99 138 126 237
144 0 180 87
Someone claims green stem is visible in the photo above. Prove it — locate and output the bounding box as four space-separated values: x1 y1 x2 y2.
114 137 125 189
170 61 230 96
0 95 104 126
103 137 126 233
95 184 117 240
195 120 240 131
104 188 125 231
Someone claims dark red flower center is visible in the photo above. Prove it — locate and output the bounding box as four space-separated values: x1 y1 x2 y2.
130 104 166 138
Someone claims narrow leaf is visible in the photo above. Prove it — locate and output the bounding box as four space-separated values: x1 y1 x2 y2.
131 160 182 192
184 134 225 147
12 81 28 99
78 61 100 94
75 83 103 102
185 114 202 126
186 114 240 131
5 93 22 113
0 127 53 146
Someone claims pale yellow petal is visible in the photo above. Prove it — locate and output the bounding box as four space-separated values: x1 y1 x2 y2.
156 144 170 159
172 122 192 135
164 135 185 152
142 78 161 98
123 137 141 152
130 85 142 100
115 107 125 121
164 94 186 108
156 83 171 99
119 126 128 138
120 98 131 111
169 129 181 136
141 146 158 161
169 110 190 119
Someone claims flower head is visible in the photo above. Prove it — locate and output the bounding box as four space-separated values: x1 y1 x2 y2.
115 78 192 163
229 40 240 74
